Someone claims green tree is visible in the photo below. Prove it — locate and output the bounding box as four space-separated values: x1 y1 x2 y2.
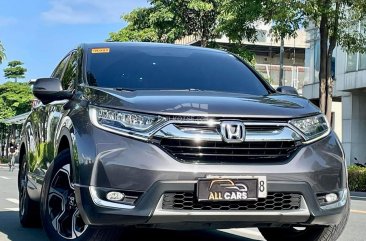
4 60 27 82
109 0 222 47
302 0 366 120
0 82 33 118
109 7 169 43
157 0 221 47
0 82 33 159
218 0 263 43
0 41 5 64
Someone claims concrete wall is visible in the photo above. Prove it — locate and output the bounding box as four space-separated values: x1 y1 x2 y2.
332 101 343 142
334 47 366 91
342 93 366 165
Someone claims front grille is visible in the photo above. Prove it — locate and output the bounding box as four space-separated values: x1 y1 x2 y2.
159 138 299 164
162 192 302 211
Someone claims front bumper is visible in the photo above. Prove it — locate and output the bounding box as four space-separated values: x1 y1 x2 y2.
74 130 348 228
76 181 348 228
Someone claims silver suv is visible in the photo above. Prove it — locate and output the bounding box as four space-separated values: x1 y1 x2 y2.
18 43 349 241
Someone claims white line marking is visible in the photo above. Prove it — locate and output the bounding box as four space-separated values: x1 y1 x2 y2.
351 209 366 215
222 228 263 237
6 198 19 205
4 208 19 211
0 176 10 180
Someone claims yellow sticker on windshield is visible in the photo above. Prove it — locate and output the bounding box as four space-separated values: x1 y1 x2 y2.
91 48 110 54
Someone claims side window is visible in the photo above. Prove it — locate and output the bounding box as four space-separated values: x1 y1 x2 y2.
62 52 79 90
52 56 69 79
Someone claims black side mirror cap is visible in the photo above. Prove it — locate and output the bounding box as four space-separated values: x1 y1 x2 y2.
276 86 299 96
33 78 73 105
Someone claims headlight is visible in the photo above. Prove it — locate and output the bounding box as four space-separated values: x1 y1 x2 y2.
89 106 166 138
289 114 330 142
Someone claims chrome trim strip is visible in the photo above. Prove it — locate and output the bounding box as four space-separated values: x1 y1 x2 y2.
246 127 301 142
154 124 222 141
149 195 310 223
154 123 302 142
320 189 348 210
301 129 331 144
89 105 314 143
89 186 135 210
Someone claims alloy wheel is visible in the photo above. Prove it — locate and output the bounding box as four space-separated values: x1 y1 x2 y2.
47 164 88 239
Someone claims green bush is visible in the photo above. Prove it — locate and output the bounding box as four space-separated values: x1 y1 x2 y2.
0 157 9 164
348 165 366 192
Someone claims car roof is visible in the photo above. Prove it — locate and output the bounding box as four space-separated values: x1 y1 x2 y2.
81 42 228 55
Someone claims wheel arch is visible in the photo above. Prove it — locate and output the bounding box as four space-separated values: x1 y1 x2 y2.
55 127 80 184
19 142 26 165
18 142 27 191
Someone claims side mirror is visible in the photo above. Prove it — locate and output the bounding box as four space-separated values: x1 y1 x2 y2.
276 86 299 96
33 78 73 105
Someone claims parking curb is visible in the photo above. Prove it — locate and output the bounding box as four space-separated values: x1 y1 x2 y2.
351 191 366 200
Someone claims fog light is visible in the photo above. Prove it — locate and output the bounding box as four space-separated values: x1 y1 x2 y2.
325 193 338 203
106 192 125 201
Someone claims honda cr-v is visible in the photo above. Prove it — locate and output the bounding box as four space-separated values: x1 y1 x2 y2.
18 43 349 241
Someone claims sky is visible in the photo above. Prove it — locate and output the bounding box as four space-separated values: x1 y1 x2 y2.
0 0 148 83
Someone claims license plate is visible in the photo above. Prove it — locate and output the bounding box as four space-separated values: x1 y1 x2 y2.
197 176 267 202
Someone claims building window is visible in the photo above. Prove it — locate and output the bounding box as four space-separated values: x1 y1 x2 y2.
346 21 366 72
346 53 358 72
359 53 366 70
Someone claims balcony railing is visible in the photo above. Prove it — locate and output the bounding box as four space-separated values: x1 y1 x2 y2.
255 64 309 94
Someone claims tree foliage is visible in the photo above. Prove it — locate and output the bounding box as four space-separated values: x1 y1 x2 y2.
218 0 263 43
262 0 304 40
4 60 27 82
0 41 5 64
109 0 222 47
108 2 185 43
109 0 261 60
0 82 33 120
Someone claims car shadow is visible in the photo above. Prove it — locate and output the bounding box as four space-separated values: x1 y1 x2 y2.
0 211 261 241
0 211 47 241
120 228 262 241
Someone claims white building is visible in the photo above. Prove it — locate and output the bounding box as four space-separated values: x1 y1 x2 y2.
303 25 366 165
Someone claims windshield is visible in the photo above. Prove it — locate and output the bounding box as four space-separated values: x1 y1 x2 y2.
86 45 270 95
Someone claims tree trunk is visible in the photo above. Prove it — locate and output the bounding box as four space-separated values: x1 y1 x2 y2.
5 126 10 158
319 15 328 115
279 36 285 86
324 1 340 124
201 36 208 48
326 52 333 122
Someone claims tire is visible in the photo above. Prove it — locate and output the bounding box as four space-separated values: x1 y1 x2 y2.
18 152 41 227
259 196 350 241
40 149 120 241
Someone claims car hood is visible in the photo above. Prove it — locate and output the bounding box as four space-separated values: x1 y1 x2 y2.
84 87 320 119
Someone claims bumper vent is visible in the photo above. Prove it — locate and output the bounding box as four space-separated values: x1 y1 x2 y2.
162 192 301 211
159 139 298 164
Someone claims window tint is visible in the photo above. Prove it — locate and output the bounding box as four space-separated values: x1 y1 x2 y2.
52 56 69 79
86 46 269 95
62 52 79 90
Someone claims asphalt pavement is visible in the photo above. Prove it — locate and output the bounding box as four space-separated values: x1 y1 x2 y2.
0 166 365 241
